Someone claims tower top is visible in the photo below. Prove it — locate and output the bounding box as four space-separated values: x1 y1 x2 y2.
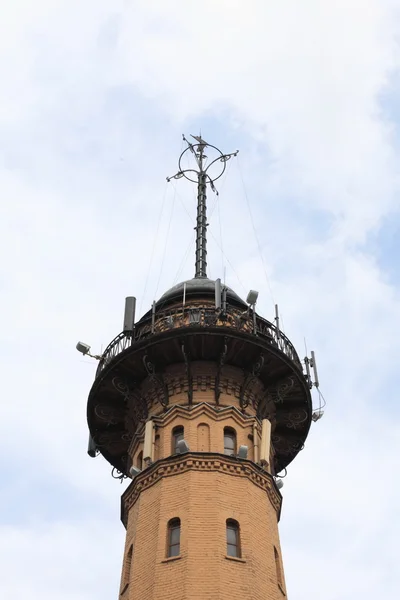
83 134 317 481
167 135 238 279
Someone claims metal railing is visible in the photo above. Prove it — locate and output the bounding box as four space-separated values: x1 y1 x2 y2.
96 305 302 376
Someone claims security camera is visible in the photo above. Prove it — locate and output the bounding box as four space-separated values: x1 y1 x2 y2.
76 341 91 355
312 410 324 422
275 478 284 490
237 445 248 459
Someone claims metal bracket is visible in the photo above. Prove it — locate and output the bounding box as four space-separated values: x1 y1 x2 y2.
268 375 296 404
142 355 169 408
215 336 228 404
112 376 148 422
181 341 193 405
112 466 128 483
94 403 124 426
239 353 264 410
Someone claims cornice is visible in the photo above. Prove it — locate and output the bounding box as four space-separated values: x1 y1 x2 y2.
128 402 261 459
152 401 260 428
121 452 282 527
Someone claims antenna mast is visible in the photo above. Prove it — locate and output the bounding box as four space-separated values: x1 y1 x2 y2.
167 134 238 279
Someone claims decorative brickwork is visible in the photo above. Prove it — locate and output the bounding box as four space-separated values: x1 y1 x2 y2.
119 454 287 600
86 139 314 599
128 402 263 471
121 452 282 526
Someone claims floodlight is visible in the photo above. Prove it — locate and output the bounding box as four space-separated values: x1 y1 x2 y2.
275 478 284 490
76 341 91 355
87 434 98 458
237 445 248 459
246 290 259 305
176 439 190 454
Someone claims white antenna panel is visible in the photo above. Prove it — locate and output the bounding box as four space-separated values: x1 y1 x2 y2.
123 297 136 332
310 351 319 388
215 278 221 309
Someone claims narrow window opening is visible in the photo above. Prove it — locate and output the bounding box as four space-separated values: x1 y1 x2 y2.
274 546 283 587
226 519 241 558
136 451 143 470
167 518 181 557
172 426 184 454
123 545 133 589
224 427 236 456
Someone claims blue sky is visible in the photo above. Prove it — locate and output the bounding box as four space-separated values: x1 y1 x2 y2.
1 1 400 598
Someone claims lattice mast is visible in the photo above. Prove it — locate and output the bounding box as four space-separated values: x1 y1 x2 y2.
167 134 238 279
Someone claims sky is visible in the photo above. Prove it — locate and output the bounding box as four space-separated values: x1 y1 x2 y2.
1 1 400 598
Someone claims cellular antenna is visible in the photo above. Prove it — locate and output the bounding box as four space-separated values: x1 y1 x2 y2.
215 278 222 309
123 297 136 333
275 304 281 345
151 301 156 333
183 282 187 308
304 355 313 389
167 134 238 279
310 351 319 388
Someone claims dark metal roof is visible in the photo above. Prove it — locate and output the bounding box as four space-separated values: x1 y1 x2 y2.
157 277 247 308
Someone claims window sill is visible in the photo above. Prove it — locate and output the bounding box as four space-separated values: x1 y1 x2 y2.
225 555 246 563
161 555 182 564
120 583 129 596
278 583 286 596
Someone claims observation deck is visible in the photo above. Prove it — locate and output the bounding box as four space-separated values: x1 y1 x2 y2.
87 279 312 477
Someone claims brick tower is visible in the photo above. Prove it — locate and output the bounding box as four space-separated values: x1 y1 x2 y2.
83 136 315 599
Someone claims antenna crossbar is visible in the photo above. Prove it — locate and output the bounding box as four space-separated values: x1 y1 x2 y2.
167 134 238 279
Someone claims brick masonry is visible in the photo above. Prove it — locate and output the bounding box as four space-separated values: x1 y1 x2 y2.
119 368 287 600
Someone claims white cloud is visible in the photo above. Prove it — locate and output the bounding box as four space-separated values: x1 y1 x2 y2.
0 1 399 598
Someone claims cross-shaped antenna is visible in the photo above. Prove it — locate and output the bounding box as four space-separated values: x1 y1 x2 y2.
167 135 238 279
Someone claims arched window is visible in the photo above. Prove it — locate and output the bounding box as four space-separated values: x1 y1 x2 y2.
136 451 143 470
224 427 236 456
172 426 184 454
167 518 181 557
123 544 133 589
226 519 241 558
274 546 283 587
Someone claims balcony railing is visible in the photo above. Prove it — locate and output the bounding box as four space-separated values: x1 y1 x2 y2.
96 305 302 376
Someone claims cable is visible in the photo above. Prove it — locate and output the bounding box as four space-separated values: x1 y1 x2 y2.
169 181 196 284
208 228 247 294
208 159 232 220
171 181 195 225
316 388 327 411
214 162 233 278
139 183 169 315
236 157 275 307
217 194 224 277
154 186 176 299
173 237 196 285
280 312 286 335
275 468 287 478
